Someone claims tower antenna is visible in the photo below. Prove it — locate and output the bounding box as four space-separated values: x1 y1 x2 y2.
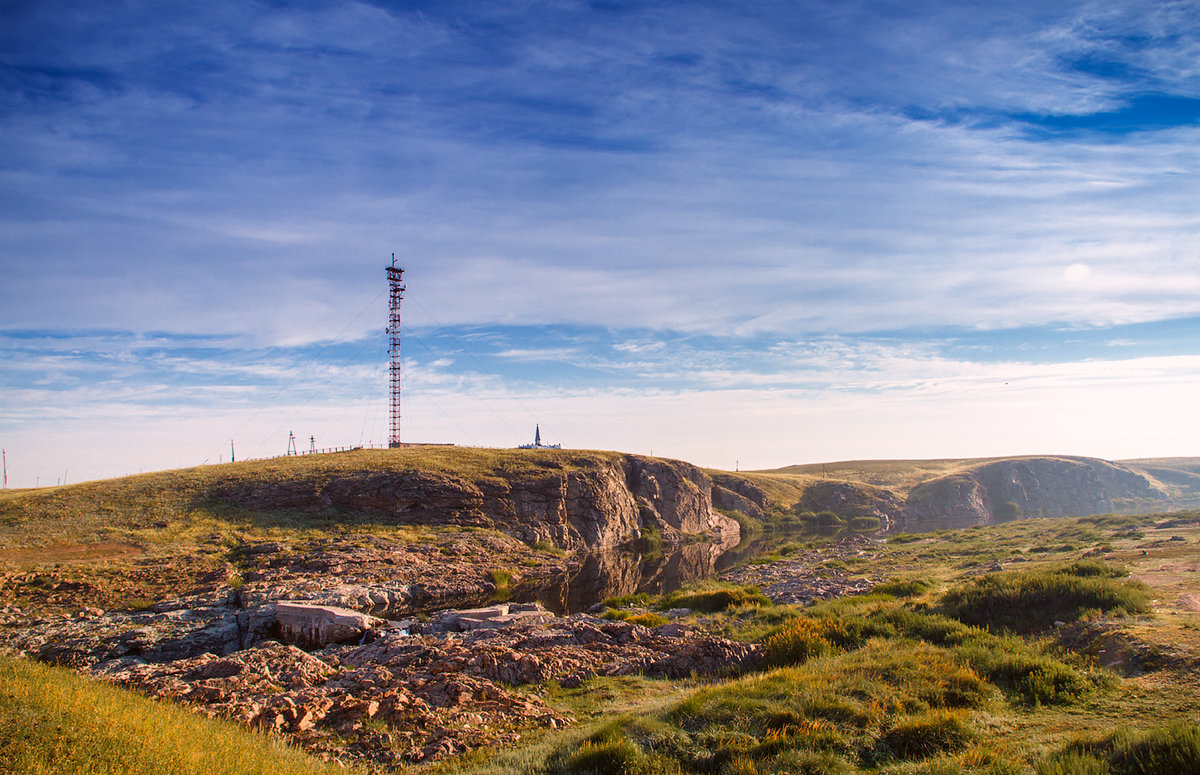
387 255 406 448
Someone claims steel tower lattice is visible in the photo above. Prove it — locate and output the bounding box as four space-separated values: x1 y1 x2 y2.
387 256 405 448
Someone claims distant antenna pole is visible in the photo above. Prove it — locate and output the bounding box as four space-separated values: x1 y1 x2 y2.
230 439 235 463
287 431 297 456
386 254 406 448
2 449 6 488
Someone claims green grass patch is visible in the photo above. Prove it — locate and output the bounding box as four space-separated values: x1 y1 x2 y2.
871 578 933 598
603 592 654 609
0 654 346 775
659 581 771 614
489 568 514 588
531 539 567 557
1038 720 1200 775
939 561 1152 633
880 709 975 760
543 638 995 774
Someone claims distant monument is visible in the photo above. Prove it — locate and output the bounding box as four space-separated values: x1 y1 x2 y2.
518 425 561 450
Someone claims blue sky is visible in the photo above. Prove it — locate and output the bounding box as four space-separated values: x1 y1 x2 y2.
2 0 1198 487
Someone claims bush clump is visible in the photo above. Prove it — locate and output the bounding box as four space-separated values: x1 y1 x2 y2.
1111 720 1200 775
881 710 975 760
764 618 833 666
1038 720 1200 775
659 582 771 613
955 642 1095 706
626 612 669 628
872 578 933 598
939 561 1151 633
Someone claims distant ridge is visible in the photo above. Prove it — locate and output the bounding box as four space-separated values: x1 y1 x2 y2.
748 455 1200 531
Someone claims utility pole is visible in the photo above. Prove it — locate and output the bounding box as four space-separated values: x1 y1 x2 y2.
2 449 6 488
287 431 298 456
309 435 316 454
387 255 405 448
230 439 235 463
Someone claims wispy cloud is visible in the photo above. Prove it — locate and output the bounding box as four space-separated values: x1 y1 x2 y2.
1 1 1198 485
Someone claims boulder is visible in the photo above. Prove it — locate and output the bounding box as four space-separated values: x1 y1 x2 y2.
276 602 383 648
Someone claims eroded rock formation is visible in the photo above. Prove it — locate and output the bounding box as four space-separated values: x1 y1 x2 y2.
213 453 739 552
900 456 1167 531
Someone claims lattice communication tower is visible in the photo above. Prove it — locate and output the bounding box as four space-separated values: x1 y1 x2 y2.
387 255 405 448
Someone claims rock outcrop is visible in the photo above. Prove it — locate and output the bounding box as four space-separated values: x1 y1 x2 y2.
213 453 739 552
899 456 1167 532
710 474 772 519
45 603 760 769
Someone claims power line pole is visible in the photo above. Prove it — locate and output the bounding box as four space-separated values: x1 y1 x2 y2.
2 449 6 488
387 255 406 448
287 431 297 456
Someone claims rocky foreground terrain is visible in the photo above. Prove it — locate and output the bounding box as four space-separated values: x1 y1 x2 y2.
4 448 1198 771
1 536 761 769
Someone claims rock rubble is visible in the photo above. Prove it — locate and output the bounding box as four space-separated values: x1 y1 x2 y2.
84 606 759 768
721 533 885 605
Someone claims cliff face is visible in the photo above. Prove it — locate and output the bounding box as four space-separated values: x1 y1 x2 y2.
215 453 738 552
899 456 1167 532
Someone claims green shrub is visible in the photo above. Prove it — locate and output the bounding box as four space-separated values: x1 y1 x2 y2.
1036 752 1110 775
552 731 644 774
764 618 832 666
872 578 933 598
1110 719 1200 775
604 592 654 608
532 539 566 556
489 568 513 588
939 562 1151 632
889 532 930 544
659 583 771 613
1039 720 1200 775
627 612 668 628
637 526 664 559
881 710 975 760
955 643 1093 706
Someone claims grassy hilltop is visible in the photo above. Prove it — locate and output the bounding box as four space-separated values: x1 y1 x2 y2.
1 448 1199 774
759 455 1200 507
0 446 632 550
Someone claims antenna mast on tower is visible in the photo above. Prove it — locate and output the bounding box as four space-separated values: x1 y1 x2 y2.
387 255 405 448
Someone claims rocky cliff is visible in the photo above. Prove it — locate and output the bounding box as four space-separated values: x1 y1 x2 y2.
899 456 1167 532
745 454 1173 534
213 451 739 553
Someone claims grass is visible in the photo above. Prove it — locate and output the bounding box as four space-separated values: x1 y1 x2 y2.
1038 720 1200 774
658 582 771 614
540 638 1000 774
5 454 1200 775
939 561 1152 633
0 446 641 551
0 654 349 775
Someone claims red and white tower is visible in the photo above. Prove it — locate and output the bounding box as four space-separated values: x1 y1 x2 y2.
387 255 405 448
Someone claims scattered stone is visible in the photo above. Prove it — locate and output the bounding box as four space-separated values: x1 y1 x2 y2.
721 534 884 606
